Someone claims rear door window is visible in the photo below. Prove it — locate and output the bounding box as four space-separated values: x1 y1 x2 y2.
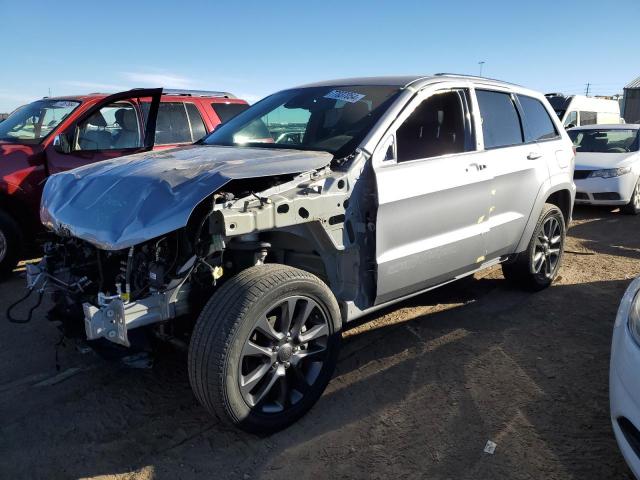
155 102 192 144
476 90 524 149
516 95 559 142
211 102 250 124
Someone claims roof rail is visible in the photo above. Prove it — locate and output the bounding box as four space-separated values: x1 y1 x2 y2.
433 73 521 87
162 89 236 99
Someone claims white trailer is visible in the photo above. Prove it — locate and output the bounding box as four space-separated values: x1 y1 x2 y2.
546 93 622 128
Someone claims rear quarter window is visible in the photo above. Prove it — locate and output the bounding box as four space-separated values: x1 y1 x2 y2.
185 103 207 141
476 90 523 149
516 95 559 142
211 102 250 124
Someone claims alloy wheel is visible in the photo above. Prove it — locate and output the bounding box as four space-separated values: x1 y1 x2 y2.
532 215 562 278
634 183 640 209
238 295 330 414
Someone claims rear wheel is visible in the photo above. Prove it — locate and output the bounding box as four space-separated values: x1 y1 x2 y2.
621 178 640 215
0 210 22 277
502 203 566 291
188 265 341 433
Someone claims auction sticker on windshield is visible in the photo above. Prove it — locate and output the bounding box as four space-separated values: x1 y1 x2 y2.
53 101 78 108
323 89 365 103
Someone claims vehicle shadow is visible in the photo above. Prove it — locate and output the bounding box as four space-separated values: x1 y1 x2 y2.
233 276 634 480
569 205 640 261
0 272 633 479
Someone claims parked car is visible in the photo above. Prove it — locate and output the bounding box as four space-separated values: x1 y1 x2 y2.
568 124 640 214
0 88 249 274
29 74 575 433
545 93 622 128
610 276 640 478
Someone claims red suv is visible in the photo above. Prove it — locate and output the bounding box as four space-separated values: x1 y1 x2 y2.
0 88 249 273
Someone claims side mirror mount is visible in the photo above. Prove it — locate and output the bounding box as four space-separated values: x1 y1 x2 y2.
384 142 395 161
373 135 397 164
53 133 71 154
565 123 576 130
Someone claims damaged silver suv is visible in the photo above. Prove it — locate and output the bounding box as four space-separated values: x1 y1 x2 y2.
28 75 575 433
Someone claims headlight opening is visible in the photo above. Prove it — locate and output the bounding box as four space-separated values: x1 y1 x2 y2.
589 167 632 179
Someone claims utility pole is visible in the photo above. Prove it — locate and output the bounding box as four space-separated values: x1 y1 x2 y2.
478 61 485 77
585 83 590 96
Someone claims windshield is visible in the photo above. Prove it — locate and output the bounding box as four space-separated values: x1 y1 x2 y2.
0 99 80 144
568 129 639 153
202 85 401 157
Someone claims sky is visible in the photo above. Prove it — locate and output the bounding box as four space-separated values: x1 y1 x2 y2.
0 0 638 112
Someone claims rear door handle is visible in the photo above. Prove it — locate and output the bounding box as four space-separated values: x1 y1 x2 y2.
527 152 543 160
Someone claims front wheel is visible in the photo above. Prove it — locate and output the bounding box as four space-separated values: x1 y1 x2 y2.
502 203 566 291
188 265 341 433
621 178 640 215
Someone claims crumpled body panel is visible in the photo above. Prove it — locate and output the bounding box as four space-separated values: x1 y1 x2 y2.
40 145 332 250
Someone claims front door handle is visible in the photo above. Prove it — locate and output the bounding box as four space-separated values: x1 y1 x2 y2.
466 162 487 172
527 152 543 160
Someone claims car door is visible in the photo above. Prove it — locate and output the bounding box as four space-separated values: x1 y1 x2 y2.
473 89 553 260
373 84 492 305
46 88 161 174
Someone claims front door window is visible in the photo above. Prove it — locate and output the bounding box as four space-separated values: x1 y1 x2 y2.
396 90 473 161
564 111 577 128
76 102 141 151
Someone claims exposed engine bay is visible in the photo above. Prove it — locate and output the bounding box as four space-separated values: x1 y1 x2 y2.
25 148 378 349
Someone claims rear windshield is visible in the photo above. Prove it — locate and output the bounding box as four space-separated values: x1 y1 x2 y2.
0 99 80 144
568 129 639 153
211 102 250 124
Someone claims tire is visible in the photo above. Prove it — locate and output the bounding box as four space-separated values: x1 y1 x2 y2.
621 178 640 215
0 210 22 277
188 264 342 434
502 203 566 291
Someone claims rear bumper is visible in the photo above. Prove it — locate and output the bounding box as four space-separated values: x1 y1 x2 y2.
574 174 637 205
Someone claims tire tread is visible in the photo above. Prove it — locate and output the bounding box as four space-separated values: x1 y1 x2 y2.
188 264 336 430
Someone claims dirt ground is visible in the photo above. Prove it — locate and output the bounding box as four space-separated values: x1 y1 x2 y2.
1 205 638 480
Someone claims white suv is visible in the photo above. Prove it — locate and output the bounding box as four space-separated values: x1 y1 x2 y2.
31 74 576 433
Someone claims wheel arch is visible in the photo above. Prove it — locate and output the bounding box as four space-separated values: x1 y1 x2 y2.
545 188 573 225
515 181 575 253
225 223 359 328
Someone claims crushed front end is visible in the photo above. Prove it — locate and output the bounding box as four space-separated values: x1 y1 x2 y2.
28 227 224 347
25 143 370 351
